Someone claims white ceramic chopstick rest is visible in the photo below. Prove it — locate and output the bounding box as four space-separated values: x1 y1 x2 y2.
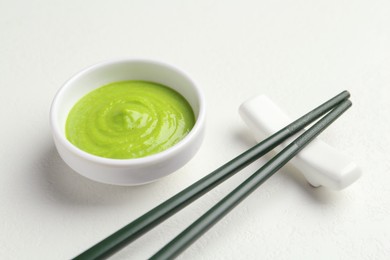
239 95 361 190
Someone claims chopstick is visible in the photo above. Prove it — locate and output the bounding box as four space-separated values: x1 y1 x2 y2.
150 99 352 259
74 91 350 260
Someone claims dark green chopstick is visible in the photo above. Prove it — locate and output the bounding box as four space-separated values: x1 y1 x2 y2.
74 91 350 260
150 99 352 260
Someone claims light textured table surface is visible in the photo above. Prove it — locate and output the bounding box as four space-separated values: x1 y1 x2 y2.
1 1 389 259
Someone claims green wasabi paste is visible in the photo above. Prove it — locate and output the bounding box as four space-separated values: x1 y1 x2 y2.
66 80 195 159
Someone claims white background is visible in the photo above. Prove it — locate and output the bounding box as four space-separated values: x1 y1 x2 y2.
1 0 389 259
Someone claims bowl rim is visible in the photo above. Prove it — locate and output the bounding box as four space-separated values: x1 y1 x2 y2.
50 58 206 167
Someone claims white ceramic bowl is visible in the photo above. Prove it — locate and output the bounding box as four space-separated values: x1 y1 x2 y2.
50 59 205 185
